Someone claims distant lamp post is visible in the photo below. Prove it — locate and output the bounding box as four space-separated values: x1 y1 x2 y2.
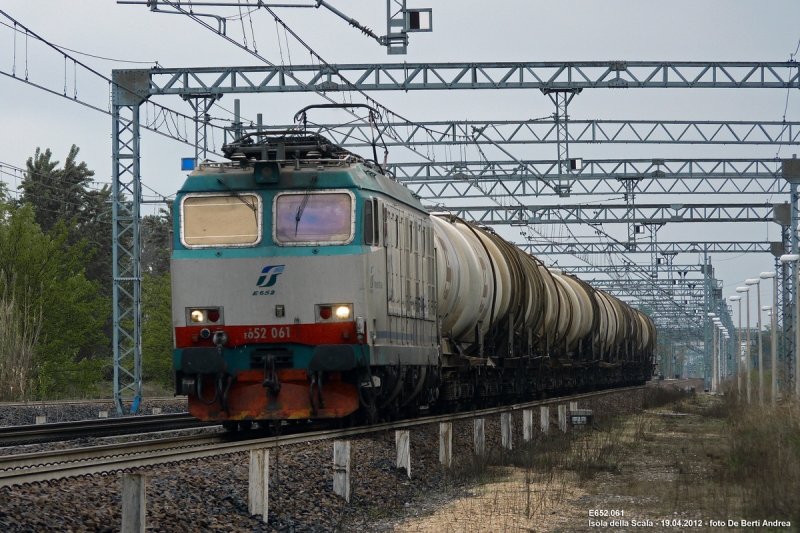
761 269 778 405
720 328 731 379
746 278 763 405
722 328 729 381
708 312 717 391
736 286 752 403
713 317 722 391
730 295 743 395
780 254 800 401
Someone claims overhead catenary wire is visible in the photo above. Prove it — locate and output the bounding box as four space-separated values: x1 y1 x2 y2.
0 19 158 65
154 0 474 167
0 161 172 205
0 11 223 155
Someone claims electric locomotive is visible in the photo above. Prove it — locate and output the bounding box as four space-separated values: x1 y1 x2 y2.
171 131 655 428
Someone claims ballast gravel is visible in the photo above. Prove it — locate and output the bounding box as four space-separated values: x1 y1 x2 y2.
0 387 647 532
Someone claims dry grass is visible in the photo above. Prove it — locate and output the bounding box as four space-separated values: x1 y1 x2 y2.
390 384 800 532
393 468 581 533
716 386 800 521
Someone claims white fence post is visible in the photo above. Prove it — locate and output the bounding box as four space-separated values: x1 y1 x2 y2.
540 406 550 433
569 401 578 411
396 430 411 478
439 422 453 467
121 473 146 533
523 409 533 442
333 441 351 502
558 404 568 433
474 418 485 456
501 413 513 450
248 449 269 522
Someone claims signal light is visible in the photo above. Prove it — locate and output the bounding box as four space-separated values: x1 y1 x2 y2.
190 310 205 323
207 309 220 323
319 306 332 320
335 306 351 319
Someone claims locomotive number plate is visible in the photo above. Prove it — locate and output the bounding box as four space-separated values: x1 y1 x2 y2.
244 327 291 340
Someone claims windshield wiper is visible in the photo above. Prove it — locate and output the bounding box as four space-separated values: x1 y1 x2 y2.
295 173 318 236
216 178 257 218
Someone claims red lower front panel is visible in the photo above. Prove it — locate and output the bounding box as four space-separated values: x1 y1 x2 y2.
176 322 358 349
188 369 359 421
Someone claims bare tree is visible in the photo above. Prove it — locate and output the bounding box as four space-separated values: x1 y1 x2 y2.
0 274 43 401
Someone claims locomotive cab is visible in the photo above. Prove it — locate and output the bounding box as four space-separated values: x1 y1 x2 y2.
171 133 438 425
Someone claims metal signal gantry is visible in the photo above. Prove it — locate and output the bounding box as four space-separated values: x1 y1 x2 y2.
145 62 800 94
109 61 800 413
517 241 771 255
270 119 800 147
391 158 786 198
560 263 704 275
453 202 774 225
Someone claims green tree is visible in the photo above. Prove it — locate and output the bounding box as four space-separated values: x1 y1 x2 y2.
141 270 173 389
0 203 107 398
21 146 113 293
19 146 113 361
142 208 173 277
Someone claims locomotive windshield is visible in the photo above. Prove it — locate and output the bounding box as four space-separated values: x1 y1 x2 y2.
273 191 354 246
180 193 262 248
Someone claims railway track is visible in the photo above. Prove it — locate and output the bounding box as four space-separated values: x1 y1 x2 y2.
0 397 185 408
0 413 210 445
0 385 645 487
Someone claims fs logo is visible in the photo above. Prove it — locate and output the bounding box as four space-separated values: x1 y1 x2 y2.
256 265 285 288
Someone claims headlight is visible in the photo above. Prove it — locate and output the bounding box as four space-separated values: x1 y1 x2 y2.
186 307 224 325
315 304 353 322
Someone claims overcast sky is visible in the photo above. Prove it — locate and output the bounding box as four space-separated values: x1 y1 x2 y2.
1 1 800 329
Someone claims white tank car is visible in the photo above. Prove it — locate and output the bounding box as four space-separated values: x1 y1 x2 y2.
430 214 655 365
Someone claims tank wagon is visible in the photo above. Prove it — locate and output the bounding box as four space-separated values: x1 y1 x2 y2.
171 132 655 428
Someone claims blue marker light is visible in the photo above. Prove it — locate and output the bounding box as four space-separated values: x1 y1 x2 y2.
181 157 196 171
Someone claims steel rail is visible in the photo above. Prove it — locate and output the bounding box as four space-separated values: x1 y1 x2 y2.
0 432 225 472
0 413 206 445
0 397 185 408
0 385 645 487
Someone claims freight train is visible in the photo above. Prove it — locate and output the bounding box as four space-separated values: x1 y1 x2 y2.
171 131 656 428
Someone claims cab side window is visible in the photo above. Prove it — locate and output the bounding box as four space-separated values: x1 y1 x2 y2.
364 200 374 245
364 198 380 246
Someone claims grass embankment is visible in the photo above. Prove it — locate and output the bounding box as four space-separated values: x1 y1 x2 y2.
392 385 800 532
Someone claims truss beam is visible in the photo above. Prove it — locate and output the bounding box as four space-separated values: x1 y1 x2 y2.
262 119 800 146
144 62 800 95
453 202 773 225
561 264 704 274
392 158 786 198
518 241 770 255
